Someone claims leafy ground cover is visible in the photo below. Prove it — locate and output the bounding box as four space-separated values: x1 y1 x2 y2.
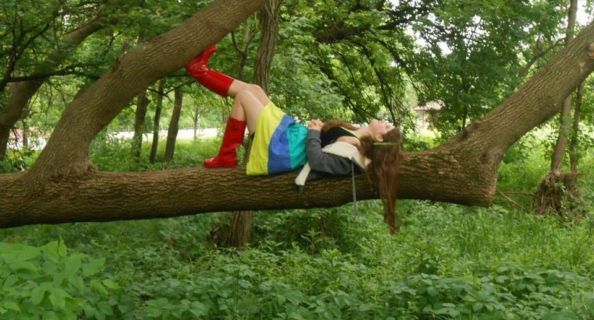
1 138 592 319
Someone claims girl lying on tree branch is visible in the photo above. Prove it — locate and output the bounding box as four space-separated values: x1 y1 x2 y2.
186 45 402 233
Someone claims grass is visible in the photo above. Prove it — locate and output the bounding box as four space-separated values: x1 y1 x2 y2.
0 135 593 319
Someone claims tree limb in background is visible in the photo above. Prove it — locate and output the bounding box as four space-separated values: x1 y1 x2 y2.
0 5 592 228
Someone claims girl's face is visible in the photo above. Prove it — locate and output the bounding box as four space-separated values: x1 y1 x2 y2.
369 119 393 141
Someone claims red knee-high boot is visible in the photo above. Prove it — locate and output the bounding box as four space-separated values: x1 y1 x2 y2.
186 45 234 97
204 117 246 168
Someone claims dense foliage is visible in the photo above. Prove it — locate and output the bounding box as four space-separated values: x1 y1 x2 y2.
1 138 593 319
1 0 594 318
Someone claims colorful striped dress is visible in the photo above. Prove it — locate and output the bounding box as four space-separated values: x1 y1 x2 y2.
246 101 308 175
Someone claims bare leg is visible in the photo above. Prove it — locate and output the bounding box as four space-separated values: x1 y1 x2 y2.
230 89 269 132
228 81 270 105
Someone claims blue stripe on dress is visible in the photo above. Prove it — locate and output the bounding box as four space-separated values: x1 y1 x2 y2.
268 115 294 174
287 123 308 169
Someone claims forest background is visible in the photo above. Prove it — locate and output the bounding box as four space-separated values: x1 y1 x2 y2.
0 0 593 319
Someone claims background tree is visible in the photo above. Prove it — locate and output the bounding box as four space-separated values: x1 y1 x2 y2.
534 0 582 215
0 1 113 160
164 86 184 163
149 79 165 163
227 0 282 248
409 0 565 136
131 89 150 160
0 22 592 226
0 0 592 227
0 2 592 317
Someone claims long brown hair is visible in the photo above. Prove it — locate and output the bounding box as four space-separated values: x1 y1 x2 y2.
360 128 402 234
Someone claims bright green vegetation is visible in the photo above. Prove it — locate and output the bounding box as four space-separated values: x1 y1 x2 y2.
1 0 593 318
1 139 592 319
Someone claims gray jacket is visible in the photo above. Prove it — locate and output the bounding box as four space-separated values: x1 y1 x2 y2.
295 130 369 189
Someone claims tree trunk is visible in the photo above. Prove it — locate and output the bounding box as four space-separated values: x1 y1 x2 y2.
550 96 573 172
21 121 28 149
550 0 578 172
225 133 255 247
0 17 104 160
222 14 256 249
227 0 282 247
131 91 150 160
226 211 254 247
164 87 183 163
253 0 281 93
193 113 198 140
192 106 200 140
149 80 165 163
234 27 254 80
569 82 583 173
0 8 592 228
535 0 579 215
0 129 9 160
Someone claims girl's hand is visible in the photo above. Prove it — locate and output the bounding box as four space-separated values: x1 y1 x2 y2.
308 119 324 131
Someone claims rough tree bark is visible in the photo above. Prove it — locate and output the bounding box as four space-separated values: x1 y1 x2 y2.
0 5 592 228
227 0 282 247
149 80 165 163
164 87 183 163
0 16 104 160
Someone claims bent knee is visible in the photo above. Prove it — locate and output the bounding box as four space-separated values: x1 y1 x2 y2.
248 84 269 104
249 84 265 94
235 89 257 102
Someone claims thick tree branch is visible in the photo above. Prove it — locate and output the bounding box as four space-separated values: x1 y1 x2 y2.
444 22 594 154
0 11 592 229
0 148 490 228
24 0 265 183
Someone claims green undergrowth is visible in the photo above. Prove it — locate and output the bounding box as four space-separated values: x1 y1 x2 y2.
1 201 592 319
1 136 593 319
496 135 594 213
89 134 243 172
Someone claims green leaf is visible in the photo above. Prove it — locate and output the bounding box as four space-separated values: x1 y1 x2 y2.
189 301 208 317
2 301 20 312
43 311 60 320
90 279 108 296
48 288 69 309
8 261 38 273
41 241 62 262
57 240 68 256
0 245 40 263
102 279 119 290
83 257 105 277
426 286 438 297
70 276 84 291
238 279 252 289
31 286 47 305
542 311 579 320
64 255 83 275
